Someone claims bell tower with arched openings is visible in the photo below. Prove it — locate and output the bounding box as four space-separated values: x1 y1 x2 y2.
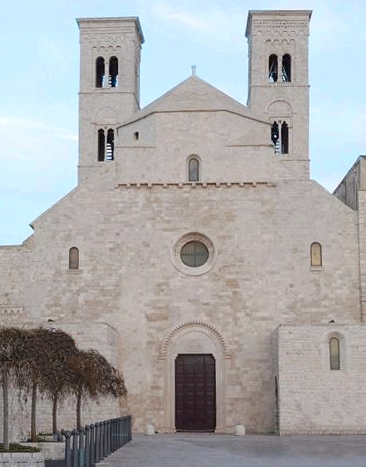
77 17 144 183
245 11 312 179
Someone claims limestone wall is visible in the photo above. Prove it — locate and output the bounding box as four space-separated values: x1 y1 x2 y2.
277 324 366 434
0 177 359 433
116 111 274 184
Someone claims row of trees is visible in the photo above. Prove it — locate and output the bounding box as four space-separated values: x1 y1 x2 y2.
0 326 127 449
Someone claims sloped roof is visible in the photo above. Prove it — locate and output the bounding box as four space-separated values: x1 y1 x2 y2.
120 75 267 126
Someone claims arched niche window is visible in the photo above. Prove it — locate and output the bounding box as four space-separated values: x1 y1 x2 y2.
96 57 105 88
69 247 79 270
282 54 291 82
98 129 105 162
329 337 340 370
269 54 278 83
106 129 115 160
271 121 289 154
310 242 322 267
188 157 199 182
271 121 279 149
281 122 289 154
109 56 118 87
98 129 114 161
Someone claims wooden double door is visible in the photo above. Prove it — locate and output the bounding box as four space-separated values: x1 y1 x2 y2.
175 354 216 432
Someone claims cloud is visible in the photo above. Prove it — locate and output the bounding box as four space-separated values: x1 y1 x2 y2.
0 116 77 149
149 1 245 49
0 114 77 196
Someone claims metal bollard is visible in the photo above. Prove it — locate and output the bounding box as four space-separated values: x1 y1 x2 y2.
95 422 100 462
62 430 72 467
84 425 90 467
89 424 95 466
101 420 106 459
106 419 110 456
79 427 85 467
61 415 132 467
72 429 79 467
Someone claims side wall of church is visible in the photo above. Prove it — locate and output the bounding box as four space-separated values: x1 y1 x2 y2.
277 325 366 434
0 246 25 315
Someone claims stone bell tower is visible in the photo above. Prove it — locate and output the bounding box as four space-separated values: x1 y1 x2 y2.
77 17 144 183
246 11 312 179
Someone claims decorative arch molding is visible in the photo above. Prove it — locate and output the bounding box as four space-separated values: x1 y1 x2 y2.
267 100 293 118
161 321 229 433
95 106 117 124
160 320 230 357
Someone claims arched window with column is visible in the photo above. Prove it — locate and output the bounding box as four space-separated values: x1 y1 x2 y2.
98 128 115 161
188 156 200 181
271 121 289 154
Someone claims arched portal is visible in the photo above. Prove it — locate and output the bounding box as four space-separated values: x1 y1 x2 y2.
160 321 228 433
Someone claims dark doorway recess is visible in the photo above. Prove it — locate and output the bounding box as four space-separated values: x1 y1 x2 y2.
175 354 216 432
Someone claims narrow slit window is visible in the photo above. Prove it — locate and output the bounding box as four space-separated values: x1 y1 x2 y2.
281 122 289 154
106 129 114 161
310 242 322 267
329 337 340 370
282 54 291 82
96 57 105 88
69 247 79 270
98 129 105 161
269 54 278 83
271 122 280 153
109 56 118 87
134 131 139 140
188 157 199 181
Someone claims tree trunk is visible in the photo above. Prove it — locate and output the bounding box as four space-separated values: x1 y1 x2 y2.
31 381 37 442
2 368 9 450
52 394 58 434
76 390 82 430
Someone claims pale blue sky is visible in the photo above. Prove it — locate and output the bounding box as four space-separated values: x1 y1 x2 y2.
0 0 365 244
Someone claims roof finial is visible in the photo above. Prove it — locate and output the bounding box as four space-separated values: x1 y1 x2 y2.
191 65 196 76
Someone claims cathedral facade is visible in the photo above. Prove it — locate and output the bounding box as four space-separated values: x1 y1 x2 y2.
1 10 366 436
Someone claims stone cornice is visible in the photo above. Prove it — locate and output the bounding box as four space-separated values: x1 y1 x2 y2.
117 181 276 190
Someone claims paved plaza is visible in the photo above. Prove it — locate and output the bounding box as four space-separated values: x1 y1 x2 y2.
97 433 366 467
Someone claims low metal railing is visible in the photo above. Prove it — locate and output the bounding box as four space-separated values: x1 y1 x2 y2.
62 415 132 467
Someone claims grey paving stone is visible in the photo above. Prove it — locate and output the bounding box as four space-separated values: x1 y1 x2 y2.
97 433 366 467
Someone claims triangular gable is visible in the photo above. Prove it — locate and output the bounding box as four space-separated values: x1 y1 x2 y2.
120 75 267 127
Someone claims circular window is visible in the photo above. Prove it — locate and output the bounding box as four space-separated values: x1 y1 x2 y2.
181 241 209 267
171 232 215 276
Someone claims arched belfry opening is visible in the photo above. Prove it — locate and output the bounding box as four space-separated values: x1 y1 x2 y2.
98 128 115 161
96 56 105 88
109 56 118 87
282 54 291 82
271 121 289 154
160 321 229 433
268 54 278 83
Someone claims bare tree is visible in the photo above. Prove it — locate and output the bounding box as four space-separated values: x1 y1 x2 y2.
36 329 78 434
0 327 32 449
23 327 78 441
69 350 127 429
